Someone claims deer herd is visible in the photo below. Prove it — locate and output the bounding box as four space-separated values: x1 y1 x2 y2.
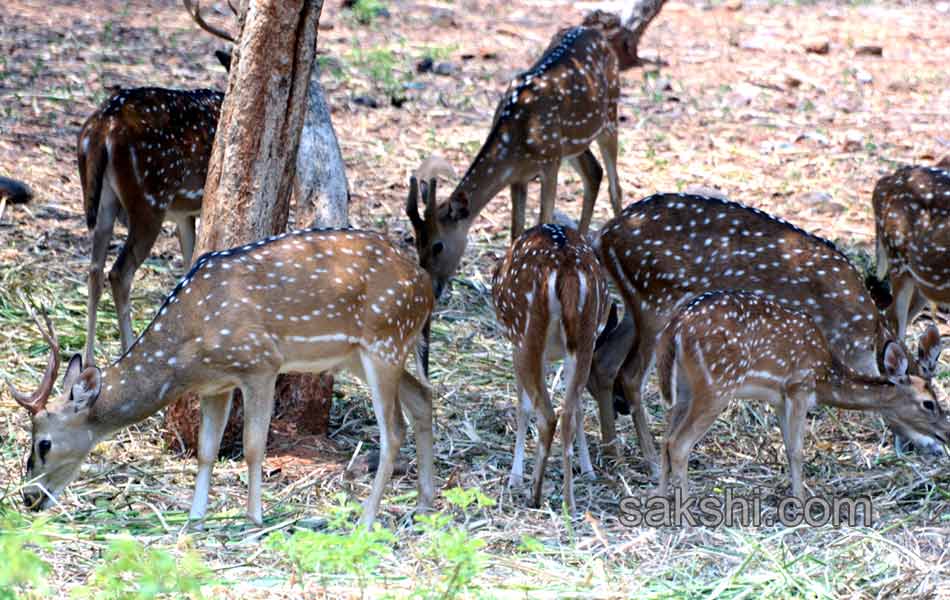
6 3 950 529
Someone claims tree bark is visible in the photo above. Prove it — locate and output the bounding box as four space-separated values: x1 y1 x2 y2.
162 0 335 457
583 0 667 70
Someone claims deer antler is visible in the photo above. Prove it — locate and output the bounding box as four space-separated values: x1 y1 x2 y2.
7 302 60 415
422 177 438 221
406 176 423 230
184 0 236 42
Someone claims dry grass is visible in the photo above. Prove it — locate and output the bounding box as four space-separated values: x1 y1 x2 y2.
2 0 950 597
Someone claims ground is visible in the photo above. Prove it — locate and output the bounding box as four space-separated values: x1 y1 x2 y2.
1 0 949 597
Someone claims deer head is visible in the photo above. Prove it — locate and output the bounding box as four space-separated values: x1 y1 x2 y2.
406 166 468 299
874 330 950 456
8 311 103 510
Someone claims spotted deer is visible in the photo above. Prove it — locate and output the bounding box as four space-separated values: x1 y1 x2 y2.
655 291 950 498
492 223 619 511
594 193 943 474
408 26 621 299
873 165 950 341
10 228 434 528
78 0 234 367
78 87 223 366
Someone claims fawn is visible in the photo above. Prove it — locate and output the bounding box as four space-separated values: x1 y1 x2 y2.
655 291 950 498
492 223 617 511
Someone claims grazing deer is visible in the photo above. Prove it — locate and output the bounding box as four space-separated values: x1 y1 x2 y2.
655 291 950 498
407 26 621 299
78 0 233 367
78 87 223 366
11 228 434 528
873 165 950 341
594 193 942 474
492 223 618 511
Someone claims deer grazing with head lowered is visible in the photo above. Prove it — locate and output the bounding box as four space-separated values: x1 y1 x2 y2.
655 291 950 498
10 228 434 528
78 0 234 367
594 193 945 474
492 222 621 511
873 165 950 341
408 25 622 299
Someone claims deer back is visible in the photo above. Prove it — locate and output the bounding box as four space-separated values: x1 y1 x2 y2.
873 165 950 302
656 290 833 403
455 26 619 207
77 87 223 228
597 193 888 374
493 224 609 353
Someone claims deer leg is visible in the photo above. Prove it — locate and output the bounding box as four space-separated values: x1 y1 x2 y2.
514 345 555 509
561 349 595 513
565 350 595 480
778 387 811 499
589 310 636 458
84 183 119 366
358 353 406 528
618 328 661 478
658 358 692 496
574 398 594 478
109 215 162 352
398 370 435 511
528 383 556 510
508 380 530 488
891 274 917 340
189 390 234 522
510 182 528 239
240 375 277 527
664 381 725 497
174 213 197 268
596 130 623 216
567 149 603 235
537 161 560 226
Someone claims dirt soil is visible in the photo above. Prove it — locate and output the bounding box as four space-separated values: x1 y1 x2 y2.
1 0 949 597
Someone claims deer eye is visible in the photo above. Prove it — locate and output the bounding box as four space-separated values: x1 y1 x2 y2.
432 241 445 257
923 400 936 412
38 440 51 461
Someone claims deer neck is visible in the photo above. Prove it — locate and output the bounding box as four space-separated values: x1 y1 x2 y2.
449 128 522 220
89 334 196 435
819 364 898 412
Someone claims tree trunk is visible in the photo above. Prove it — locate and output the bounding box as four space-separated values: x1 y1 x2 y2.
583 0 667 70
294 64 350 229
162 0 335 457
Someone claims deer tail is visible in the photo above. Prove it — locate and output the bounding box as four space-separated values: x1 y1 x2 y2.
77 122 109 231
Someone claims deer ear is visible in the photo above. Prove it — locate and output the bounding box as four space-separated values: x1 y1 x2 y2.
62 354 84 392
70 367 102 413
883 341 910 380
215 50 232 72
917 324 943 378
449 192 470 221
